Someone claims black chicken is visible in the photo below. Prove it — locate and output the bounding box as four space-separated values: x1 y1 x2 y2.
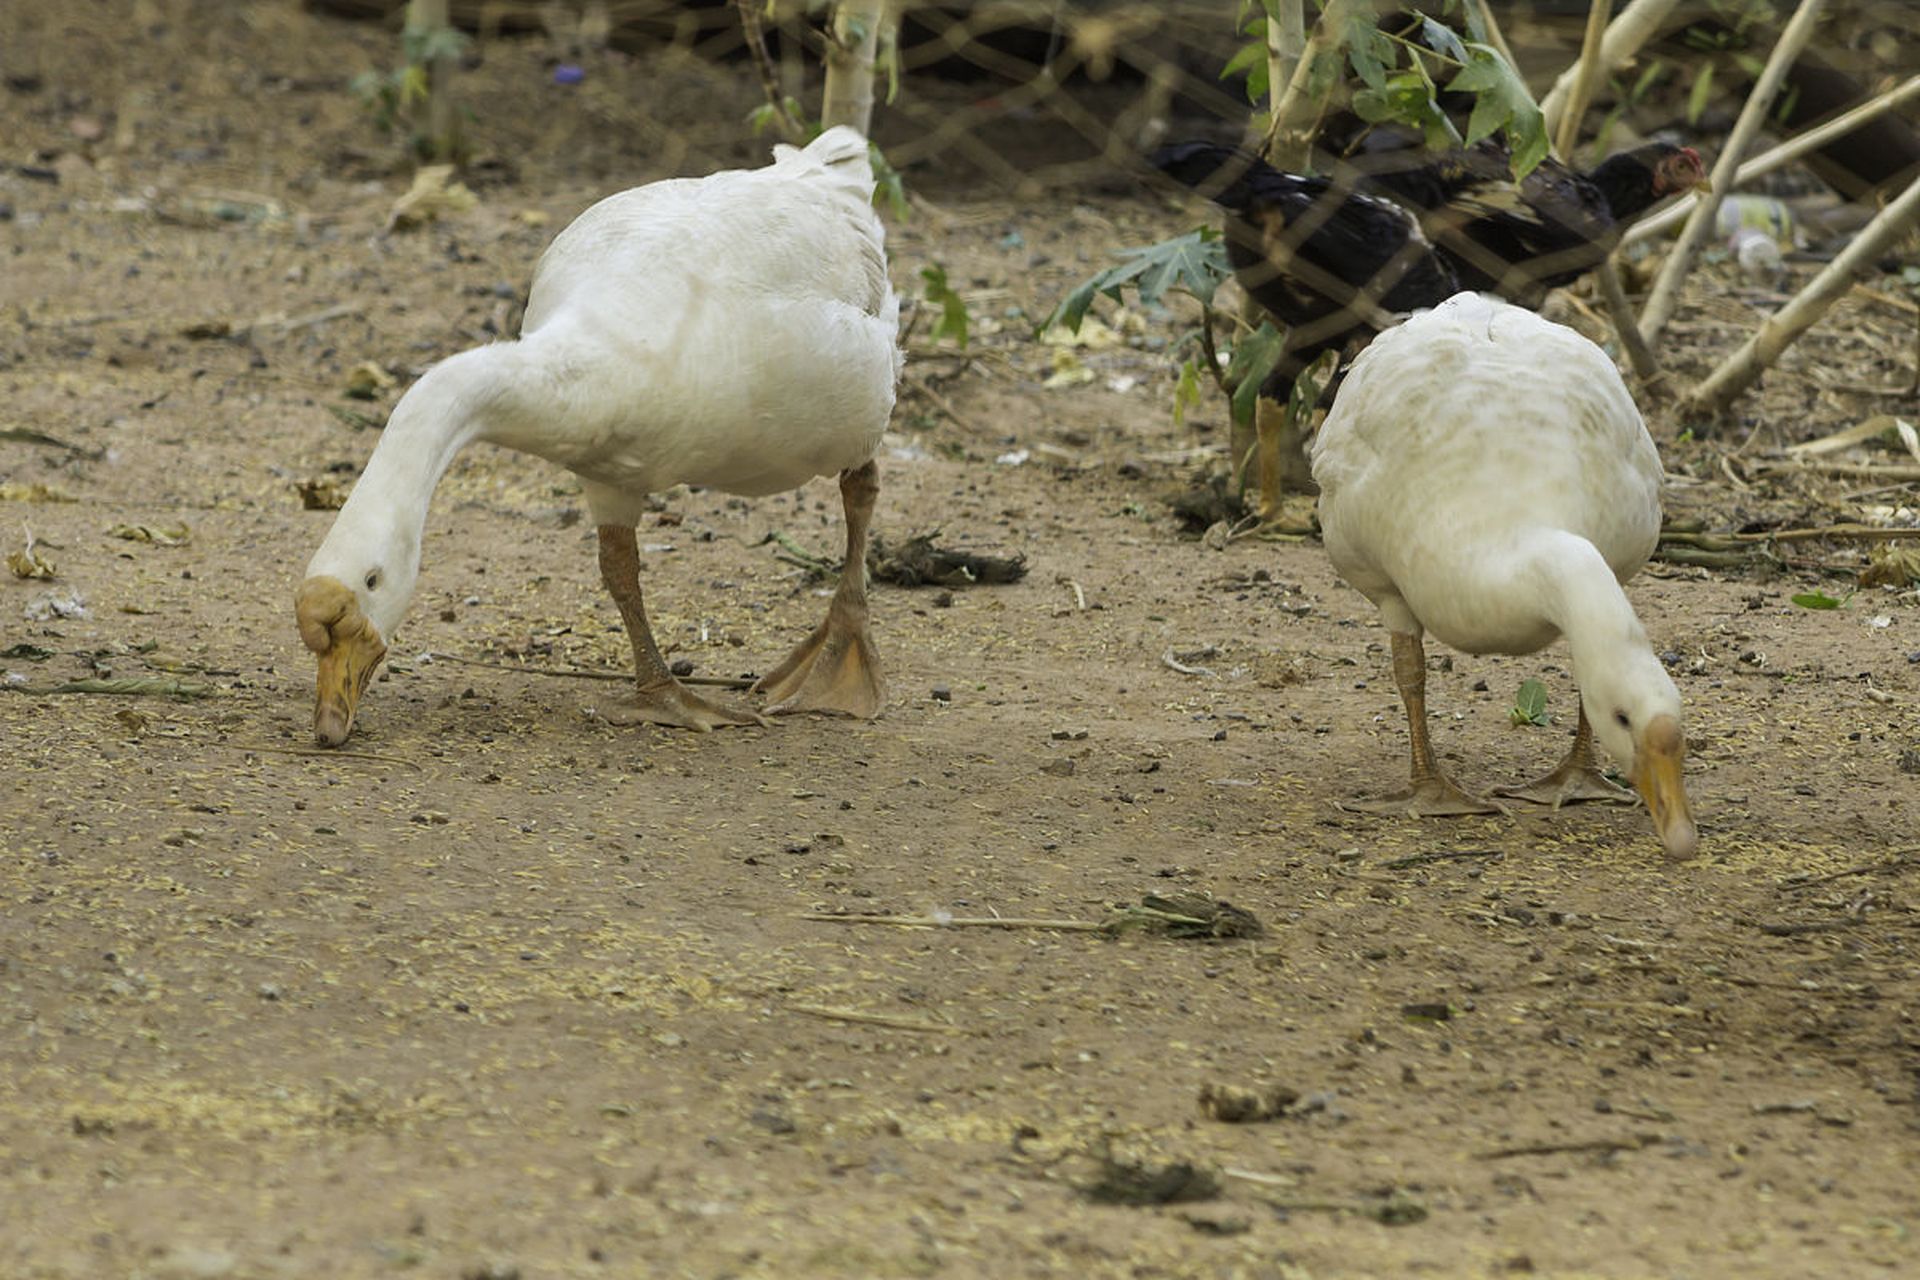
1331 134 1707 304
1151 134 1705 500
1148 141 1460 404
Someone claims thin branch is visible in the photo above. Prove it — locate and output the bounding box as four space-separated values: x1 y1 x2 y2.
789 1002 971 1035
735 0 806 143
1553 0 1615 162
1597 258 1658 379
1640 0 1829 344
1682 175 1920 415
1477 1134 1660 1160
1626 73 1920 247
423 650 755 688
800 911 1109 932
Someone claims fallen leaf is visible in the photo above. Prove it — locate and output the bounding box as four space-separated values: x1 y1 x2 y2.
1860 543 1920 590
6 547 55 579
108 523 191 546
387 165 477 231
296 478 350 511
344 361 395 400
0 482 78 503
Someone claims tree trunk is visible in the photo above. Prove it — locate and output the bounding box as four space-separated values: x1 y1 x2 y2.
822 0 888 135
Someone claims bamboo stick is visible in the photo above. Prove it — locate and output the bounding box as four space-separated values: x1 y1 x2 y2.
822 0 888 134
1625 73 1920 246
1640 0 1828 344
1540 0 1686 136
1682 175 1920 415
1553 0 1615 163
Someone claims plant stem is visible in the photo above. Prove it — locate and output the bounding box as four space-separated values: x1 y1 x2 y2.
405 0 459 164
821 0 889 134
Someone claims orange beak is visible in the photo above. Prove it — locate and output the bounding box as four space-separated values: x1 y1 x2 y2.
296 576 388 747
1631 713 1697 860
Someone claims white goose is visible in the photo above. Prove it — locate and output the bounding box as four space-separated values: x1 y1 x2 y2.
1310 292 1697 859
296 127 901 746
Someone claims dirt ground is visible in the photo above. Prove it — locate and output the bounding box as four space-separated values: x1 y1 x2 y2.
4 4 1919 1278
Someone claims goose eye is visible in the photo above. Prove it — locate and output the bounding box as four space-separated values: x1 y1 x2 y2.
1613 710 1631 728
365 570 382 591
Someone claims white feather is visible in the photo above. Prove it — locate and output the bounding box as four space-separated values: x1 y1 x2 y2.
1311 291 1680 780
305 127 901 642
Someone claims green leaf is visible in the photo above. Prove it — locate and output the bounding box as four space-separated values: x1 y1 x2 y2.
1448 44 1545 176
1221 40 1270 106
1630 58 1666 103
1041 229 1230 335
1288 349 1340 420
1686 61 1715 126
919 264 969 349
1418 16 1468 64
1226 323 1286 429
1791 590 1850 610
1345 13 1394 92
1510 678 1551 727
868 141 908 220
1172 358 1204 429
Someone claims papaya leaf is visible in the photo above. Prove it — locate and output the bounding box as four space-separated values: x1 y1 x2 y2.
1448 44 1546 176
1222 41 1269 106
1345 12 1394 92
1226 322 1286 429
1417 16 1467 64
1042 229 1230 335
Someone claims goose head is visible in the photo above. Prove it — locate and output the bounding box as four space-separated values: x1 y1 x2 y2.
296 519 420 747
1584 649 1697 860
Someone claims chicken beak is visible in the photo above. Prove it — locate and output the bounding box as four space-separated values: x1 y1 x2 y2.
1631 713 1697 860
296 576 388 748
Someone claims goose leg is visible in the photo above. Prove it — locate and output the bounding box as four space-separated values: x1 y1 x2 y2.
594 524 765 731
1341 630 1502 817
1496 705 1634 807
755 460 886 718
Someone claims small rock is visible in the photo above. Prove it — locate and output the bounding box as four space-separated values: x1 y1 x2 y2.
1050 727 1089 740
930 683 952 702
749 1108 796 1135
1040 758 1076 778
669 657 695 677
1198 1081 1299 1123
